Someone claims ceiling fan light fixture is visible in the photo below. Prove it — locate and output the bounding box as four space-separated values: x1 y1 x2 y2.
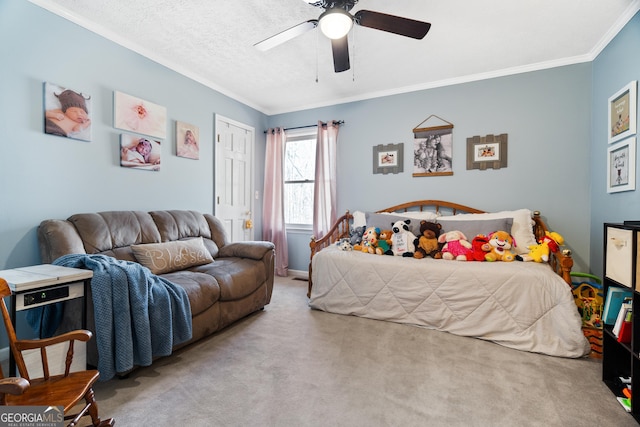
319 9 353 39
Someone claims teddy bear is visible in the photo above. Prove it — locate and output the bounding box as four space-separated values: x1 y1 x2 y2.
470 234 491 261
438 230 473 261
353 226 380 254
485 230 516 262
413 220 443 259
516 231 564 263
376 229 394 255
390 219 417 257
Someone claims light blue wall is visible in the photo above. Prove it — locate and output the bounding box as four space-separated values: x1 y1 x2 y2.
1 1 638 281
0 1 268 271
590 11 640 279
271 64 593 273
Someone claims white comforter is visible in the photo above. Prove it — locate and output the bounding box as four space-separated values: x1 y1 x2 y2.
309 246 590 358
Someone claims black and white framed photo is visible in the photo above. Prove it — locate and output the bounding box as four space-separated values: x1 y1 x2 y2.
608 81 637 144
607 137 636 193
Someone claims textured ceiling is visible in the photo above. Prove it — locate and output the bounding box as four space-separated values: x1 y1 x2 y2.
32 0 639 115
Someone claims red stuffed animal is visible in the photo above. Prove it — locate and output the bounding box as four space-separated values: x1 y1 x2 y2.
470 234 491 261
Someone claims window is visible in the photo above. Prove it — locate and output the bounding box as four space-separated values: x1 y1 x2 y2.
284 130 317 227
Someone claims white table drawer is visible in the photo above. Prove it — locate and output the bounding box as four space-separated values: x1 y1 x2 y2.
605 226 634 288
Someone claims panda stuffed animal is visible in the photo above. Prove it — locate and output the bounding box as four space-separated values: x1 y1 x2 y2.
390 219 417 257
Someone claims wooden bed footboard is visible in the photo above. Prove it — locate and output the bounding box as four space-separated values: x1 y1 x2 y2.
307 201 573 297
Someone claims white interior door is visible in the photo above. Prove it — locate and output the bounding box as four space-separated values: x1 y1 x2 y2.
215 115 254 242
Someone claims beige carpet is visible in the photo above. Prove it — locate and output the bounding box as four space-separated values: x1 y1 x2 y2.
94 276 635 426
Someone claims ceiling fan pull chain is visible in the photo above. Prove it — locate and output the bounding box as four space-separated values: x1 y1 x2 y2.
315 28 320 83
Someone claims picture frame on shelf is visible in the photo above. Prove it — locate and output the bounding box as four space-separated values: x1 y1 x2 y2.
608 81 637 144
607 137 636 193
466 134 508 170
373 143 403 174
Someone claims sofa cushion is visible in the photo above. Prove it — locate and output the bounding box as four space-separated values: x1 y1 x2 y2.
68 211 161 254
160 270 220 316
132 237 214 275
194 258 267 301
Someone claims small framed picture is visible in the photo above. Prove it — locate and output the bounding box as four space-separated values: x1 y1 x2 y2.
176 121 200 159
466 134 508 170
608 81 637 144
120 133 161 171
607 137 636 193
373 143 403 174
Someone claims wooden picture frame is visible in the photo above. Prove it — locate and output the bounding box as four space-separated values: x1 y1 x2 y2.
466 134 508 170
607 137 636 193
608 81 637 144
373 143 403 174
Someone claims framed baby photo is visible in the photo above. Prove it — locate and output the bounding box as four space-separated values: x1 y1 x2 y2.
120 133 162 171
43 82 92 142
608 81 637 144
373 143 403 174
114 91 167 139
466 134 508 170
176 120 200 160
607 137 636 193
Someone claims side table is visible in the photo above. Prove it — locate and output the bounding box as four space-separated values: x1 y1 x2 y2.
0 264 92 376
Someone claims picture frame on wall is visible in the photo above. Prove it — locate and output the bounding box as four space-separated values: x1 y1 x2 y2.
114 91 167 139
608 81 637 144
43 82 92 142
120 133 161 172
412 115 454 177
373 143 403 174
176 120 200 160
466 134 508 170
607 137 636 193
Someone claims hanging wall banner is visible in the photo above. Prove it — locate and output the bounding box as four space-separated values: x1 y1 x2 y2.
413 115 454 177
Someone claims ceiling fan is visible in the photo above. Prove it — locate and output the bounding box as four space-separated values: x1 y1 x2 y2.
254 0 431 73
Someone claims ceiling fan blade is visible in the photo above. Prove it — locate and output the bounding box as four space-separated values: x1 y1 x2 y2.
254 19 318 51
331 36 350 73
354 10 431 39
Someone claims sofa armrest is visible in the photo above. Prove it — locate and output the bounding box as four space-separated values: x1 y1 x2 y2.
38 219 86 263
218 241 275 260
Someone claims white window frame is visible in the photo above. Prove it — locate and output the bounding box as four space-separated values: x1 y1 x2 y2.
284 128 317 231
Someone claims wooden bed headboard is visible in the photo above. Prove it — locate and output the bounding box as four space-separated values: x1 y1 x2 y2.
308 200 573 297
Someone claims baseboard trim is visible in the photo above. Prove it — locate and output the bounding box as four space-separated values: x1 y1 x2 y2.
288 269 307 280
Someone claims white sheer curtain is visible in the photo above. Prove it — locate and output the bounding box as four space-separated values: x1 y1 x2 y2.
313 120 339 238
262 128 288 277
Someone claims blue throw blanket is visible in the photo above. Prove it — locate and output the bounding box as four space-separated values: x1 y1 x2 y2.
48 254 192 381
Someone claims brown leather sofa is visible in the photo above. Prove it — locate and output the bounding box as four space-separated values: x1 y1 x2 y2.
37 210 275 372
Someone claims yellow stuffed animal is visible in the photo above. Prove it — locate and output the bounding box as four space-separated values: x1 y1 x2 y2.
353 226 380 254
485 230 516 262
516 231 564 263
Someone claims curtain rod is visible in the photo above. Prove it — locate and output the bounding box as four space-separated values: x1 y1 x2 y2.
264 120 344 134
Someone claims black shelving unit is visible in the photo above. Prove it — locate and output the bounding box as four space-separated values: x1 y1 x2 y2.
603 223 640 422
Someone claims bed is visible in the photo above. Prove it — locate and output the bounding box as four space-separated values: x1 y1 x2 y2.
307 200 590 358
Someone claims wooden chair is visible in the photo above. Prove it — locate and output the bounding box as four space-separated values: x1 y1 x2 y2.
0 278 114 426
